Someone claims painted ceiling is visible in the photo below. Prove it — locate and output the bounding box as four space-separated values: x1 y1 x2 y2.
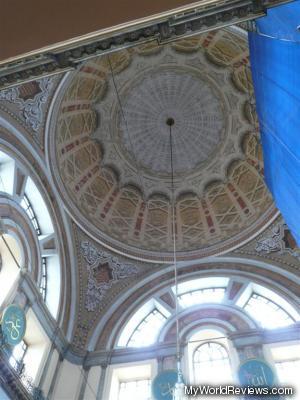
1 26 300 356
50 28 275 262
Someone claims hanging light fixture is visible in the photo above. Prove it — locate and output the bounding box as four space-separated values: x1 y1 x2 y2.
166 117 186 400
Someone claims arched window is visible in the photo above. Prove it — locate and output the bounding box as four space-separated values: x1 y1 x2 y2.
20 194 42 236
0 149 61 318
117 277 300 350
117 300 170 348
243 293 295 329
127 309 167 347
193 342 232 383
178 288 226 308
174 277 229 309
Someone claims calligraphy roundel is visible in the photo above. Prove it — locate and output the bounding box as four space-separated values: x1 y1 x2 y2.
1 304 26 346
152 370 178 400
238 359 275 387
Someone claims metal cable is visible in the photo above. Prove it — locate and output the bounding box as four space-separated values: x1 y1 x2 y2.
168 122 181 375
1 234 22 269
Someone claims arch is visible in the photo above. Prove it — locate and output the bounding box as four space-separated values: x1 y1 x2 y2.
160 304 256 343
0 119 72 334
0 147 60 317
88 258 300 351
183 320 236 342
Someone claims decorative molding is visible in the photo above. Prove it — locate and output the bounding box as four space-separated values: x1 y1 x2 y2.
0 0 289 89
255 222 300 260
0 77 53 132
80 241 139 311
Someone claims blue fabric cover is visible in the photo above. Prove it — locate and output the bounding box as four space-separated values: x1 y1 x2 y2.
256 0 300 42
248 1 300 244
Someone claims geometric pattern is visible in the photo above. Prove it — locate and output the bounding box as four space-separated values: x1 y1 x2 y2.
255 222 300 260
119 68 225 174
0 77 53 132
81 241 139 311
52 28 274 258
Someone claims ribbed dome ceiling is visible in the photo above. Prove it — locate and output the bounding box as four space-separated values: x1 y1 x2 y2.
49 28 275 261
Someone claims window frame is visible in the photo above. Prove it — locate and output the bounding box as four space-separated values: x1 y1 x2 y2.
244 292 295 328
39 257 47 301
126 308 167 347
21 194 42 236
193 341 232 384
178 287 226 308
9 339 28 374
118 378 152 400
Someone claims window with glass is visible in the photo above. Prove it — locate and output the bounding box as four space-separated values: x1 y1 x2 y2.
118 279 299 351
178 288 226 308
275 359 300 385
127 309 167 347
244 293 294 329
9 340 28 373
21 194 41 235
0 149 61 321
118 379 151 400
193 342 232 384
39 257 47 301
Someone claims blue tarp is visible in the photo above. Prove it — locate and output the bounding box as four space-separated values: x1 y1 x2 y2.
248 1 300 245
255 1 300 42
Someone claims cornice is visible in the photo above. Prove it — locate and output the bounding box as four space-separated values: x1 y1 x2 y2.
0 0 289 89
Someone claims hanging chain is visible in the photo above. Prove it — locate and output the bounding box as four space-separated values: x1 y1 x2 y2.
168 123 181 379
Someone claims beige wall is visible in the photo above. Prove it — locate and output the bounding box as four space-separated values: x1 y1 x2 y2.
52 359 83 400
41 349 60 397
84 366 102 400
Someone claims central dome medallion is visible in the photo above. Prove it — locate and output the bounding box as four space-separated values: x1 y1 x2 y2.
117 68 225 175
51 28 275 261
